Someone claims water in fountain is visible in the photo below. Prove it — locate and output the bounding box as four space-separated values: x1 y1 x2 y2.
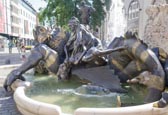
107 0 127 41
25 74 147 114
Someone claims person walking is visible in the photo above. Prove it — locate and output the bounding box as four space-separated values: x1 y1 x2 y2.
8 40 13 53
20 42 26 61
16 40 21 53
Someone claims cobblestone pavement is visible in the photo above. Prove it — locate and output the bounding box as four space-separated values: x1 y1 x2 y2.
0 87 22 115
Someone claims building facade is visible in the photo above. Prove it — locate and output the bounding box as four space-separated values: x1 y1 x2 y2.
105 0 154 42
19 0 37 46
123 0 168 53
0 0 5 33
0 0 11 50
0 0 6 50
123 0 153 39
0 0 37 49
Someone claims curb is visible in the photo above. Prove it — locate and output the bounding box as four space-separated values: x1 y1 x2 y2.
0 64 21 69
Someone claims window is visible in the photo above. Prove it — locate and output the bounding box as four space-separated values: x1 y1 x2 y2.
11 26 19 34
11 5 19 14
11 16 20 24
128 0 140 20
24 20 29 34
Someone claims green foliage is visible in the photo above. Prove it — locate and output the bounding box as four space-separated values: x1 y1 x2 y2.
91 0 105 29
39 0 111 29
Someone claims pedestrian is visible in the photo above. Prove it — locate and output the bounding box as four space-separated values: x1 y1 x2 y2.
8 40 13 53
20 42 26 61
16 40 21 53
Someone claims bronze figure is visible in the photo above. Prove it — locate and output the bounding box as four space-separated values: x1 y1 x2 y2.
83 31 166 103
3 26 70 91
57 16 106 80
107 32 165 103
78 1 95 25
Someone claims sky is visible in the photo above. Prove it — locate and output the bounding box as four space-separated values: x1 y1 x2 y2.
27 0 47 12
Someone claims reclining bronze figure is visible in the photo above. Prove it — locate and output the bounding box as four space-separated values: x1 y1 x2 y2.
83 31 166 103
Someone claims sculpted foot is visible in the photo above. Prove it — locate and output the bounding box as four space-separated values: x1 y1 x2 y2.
153 101 167 108
153 92 168 108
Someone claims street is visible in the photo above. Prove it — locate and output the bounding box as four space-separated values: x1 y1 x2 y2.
0 47 30 65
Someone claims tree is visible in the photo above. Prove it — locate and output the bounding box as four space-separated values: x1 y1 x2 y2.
39 0 111 29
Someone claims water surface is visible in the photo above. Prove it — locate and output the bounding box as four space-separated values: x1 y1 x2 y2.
25 74 147 114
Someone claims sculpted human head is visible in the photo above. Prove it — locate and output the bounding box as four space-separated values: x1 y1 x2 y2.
81 1 86 6
33 26 49 43
68 16 79 31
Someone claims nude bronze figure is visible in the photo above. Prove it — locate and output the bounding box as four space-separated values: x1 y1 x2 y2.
78 1 95 25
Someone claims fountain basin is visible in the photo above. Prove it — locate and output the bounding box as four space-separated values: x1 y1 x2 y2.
1 65 168 115
74 104 168 115
13 81 168 115
14 85 62 115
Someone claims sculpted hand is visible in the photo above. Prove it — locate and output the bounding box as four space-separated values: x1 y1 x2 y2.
127 72 153 86
3 69 25 92
127 75 148 85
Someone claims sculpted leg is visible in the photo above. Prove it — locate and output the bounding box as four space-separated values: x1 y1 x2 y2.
130 44 165 102
127 70 165 103
143 74 164 102
141 56 165 103
117 60 146 82
153 92 168 108
153 60 168 108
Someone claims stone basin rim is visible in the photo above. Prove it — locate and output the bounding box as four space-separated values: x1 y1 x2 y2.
14 82 168 115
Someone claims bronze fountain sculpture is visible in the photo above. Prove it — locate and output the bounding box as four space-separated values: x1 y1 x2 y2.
3 15 168 108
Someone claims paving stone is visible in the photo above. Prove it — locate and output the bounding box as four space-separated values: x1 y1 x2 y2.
0 87 22 115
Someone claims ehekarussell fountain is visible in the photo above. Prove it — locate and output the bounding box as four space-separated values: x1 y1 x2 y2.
4 1 168 115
